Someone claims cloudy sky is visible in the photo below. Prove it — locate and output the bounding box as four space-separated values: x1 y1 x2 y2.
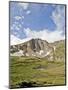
10 2 66 45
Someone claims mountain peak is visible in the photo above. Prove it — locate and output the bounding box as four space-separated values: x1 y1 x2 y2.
11 36 49 46
10 38 65 61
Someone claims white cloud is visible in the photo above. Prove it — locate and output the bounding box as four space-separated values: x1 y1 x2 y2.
11 34 32 45
22 16 24 19
14 16 22 20
14 15 24 20
14 22 22 28
11 23 21 31
26 10 31 14
18 24 22 28
11 5 65 44
11 27 65 45
23 5 65 43
10 35 22 45
24 28 65 43
18 3 29 10
14 25 20 31
51 5 65 31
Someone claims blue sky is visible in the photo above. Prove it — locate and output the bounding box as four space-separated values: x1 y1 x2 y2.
10 2 65 44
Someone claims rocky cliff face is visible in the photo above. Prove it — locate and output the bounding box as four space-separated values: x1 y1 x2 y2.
10 39 65 61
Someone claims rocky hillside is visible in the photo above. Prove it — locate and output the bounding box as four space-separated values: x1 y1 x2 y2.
10 38 65 61
50 40 65 62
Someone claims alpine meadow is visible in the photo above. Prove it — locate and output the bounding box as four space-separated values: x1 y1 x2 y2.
9 2 66 88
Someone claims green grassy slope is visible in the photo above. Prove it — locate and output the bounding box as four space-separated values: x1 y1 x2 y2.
54 41 65 62
9 56 65 88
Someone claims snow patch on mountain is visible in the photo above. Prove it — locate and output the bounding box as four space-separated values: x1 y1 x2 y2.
44 51 51 57
39 50 44 55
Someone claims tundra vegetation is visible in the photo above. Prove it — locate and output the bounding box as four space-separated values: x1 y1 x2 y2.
9 56 65 88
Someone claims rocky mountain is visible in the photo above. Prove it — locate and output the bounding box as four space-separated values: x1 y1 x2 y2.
10 38 65 61
50 40 65 62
